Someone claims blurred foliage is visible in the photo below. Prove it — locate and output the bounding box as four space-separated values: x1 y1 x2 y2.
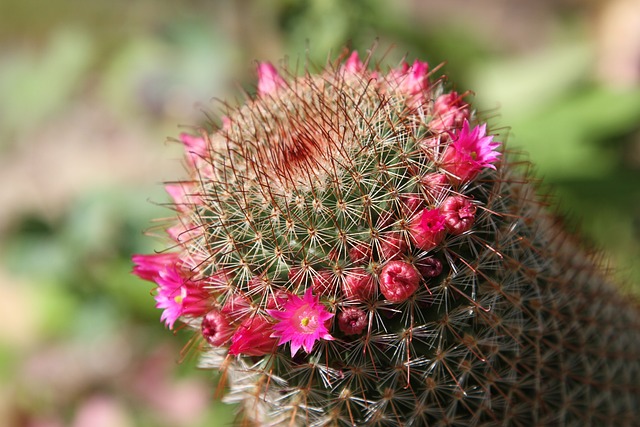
0 0 638 426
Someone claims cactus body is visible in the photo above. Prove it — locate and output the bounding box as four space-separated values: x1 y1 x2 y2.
133 52 640 426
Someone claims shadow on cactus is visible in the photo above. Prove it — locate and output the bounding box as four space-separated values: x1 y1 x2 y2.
132 50 640 426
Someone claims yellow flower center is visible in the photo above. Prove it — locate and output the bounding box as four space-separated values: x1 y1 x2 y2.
300 317 310 327
470 151 477 160
174 295 184 304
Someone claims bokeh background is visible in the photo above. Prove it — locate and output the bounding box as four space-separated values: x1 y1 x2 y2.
1 0 639 426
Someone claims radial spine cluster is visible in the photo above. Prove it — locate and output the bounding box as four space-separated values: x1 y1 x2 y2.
133 50 640 426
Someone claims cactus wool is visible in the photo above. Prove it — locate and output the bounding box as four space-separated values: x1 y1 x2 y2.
132 51 640 426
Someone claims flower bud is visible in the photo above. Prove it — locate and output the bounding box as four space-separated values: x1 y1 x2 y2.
228 316 277 356
441 195 476 235
409 208 446 251
348 241 371 265
312 269 337 296
342 268 376 301
201 309 234 346
421 173 450 202
257 62 285 96
416 256 443 278
338 307 368 336
379 231 408 260
379 260 421 303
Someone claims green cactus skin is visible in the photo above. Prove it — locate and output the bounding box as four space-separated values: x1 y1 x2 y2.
138 53 640 426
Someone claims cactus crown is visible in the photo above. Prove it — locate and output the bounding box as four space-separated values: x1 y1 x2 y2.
133 50 640 426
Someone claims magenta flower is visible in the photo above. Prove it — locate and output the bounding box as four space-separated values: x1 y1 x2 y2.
178 132 207 167
154 267 210 329
430 92 470 132
132 253 210 329
257 62 286 96
228 316 277 357
409 208 447 251
389 60 429 95
343 51 364 74
132 252 180 282
441 120 501 183
267 288 334 357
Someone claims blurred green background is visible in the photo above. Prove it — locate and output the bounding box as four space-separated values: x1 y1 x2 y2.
1 0 639 426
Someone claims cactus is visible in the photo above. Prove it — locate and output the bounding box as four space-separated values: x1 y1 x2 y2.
132 50 640 426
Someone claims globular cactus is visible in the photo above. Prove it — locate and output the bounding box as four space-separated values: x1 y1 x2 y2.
133 51 640 426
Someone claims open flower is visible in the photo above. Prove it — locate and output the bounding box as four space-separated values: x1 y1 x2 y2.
267 288 334 357
132 253 210 329
154 267 210 329
441 120 501 183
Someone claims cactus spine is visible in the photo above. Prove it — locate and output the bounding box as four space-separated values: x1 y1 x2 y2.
133 51 640 426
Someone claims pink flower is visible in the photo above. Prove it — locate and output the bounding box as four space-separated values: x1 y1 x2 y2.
257 62 285 96
178 132 207 167
337 308 367 336
343 51 364 74
165 183 200 213
441 120 501 183
221 293 253 324
389 60 429 95
430 92 470 132
379 260 421 303
409 208 447 251
342 268 376 301
267 288 334 357
201 309 234 346
441 195 477 235
228 316 277 356
154 267 210 329
387 60 429 108
133 252 210 328
132 253 180 282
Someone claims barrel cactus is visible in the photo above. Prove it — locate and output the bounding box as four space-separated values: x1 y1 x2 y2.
132 51 640 426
